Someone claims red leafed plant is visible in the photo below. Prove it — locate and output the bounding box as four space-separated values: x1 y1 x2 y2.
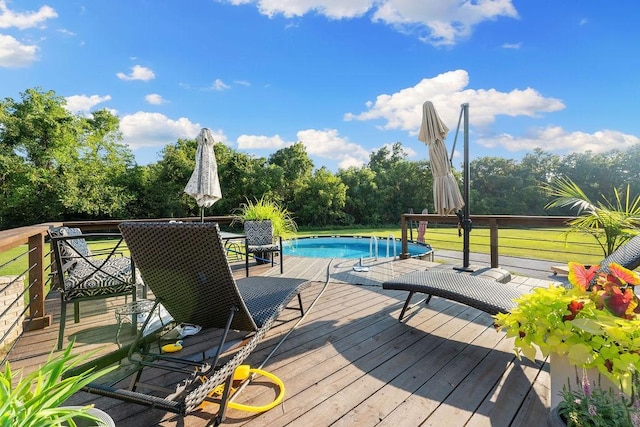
495 262 640 393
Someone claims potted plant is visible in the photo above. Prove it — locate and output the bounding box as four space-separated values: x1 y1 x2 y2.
549 369 640 426
233 196 297 264
0 341 116 426
495 262 640 412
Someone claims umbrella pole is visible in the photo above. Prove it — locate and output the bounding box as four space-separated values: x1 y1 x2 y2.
200 206 205 223
462 103 471 268
454 103 477 272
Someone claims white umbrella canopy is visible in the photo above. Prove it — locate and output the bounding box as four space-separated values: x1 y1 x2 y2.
418 101 465 216
184 128 222 217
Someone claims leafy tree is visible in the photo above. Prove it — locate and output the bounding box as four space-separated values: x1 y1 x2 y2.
338 166 379 225
0 88 77 169
138 138 199 219
268 142 313 204
368 143 432 223
57 109 135 218
556 151 620 202
0 88 136 227
470 156 538 215
295 167 347 226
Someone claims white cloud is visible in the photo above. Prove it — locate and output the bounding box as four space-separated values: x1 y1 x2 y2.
296 128 370 169
116 65 155 81
233 80 251 86
119 112 214 149
374 0 518 46
0 34 37 67
0 0 57 29
237 134 288 149
236 128 371 169
58 28 76 36
145 93 166 105
477 126 640 154
345 69 565 133
224 0 518 46
64 94 112 114
209 78 230 91
502 42 521 49
254 0 372 19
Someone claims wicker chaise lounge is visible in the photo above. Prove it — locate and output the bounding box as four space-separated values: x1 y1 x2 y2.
68 222 310 426
383 234 640 321
383 270 525 320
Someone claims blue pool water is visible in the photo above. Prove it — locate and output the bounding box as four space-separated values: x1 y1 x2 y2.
282 236 432 259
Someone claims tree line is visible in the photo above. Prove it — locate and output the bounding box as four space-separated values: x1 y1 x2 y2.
2 88 639 230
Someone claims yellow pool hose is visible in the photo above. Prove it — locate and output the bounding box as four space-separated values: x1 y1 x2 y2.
201 365 285 413
202 259 334 414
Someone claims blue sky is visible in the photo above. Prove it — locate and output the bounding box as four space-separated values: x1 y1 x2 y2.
1 1 639 171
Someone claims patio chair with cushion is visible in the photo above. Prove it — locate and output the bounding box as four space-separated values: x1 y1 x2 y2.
67 222 310 426
244 220 283 277
48 226 142 350
383 234 640 321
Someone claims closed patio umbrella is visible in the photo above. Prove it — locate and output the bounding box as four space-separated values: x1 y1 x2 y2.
184 128 222 221
418 101 464 216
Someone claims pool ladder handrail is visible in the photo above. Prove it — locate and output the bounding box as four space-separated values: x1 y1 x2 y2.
386 235 397 259
369 236 378 260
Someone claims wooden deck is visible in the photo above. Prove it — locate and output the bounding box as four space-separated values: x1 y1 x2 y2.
6 256 556 426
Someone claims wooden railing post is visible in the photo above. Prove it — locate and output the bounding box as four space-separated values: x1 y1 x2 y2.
400 215 410 259
24 232 52 331
490 218 499 268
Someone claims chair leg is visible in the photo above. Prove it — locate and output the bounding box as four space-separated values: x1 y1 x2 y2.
398 291 415 322
279 243 284 274
245 251 250 277
297 293 304 315
58 300 67 350
74 301 80 323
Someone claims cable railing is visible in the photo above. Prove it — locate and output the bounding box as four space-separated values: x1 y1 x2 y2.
1 213 604 366
0 216 237 366
400 214 604 267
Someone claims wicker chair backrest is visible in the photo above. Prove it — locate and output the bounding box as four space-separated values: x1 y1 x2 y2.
119 222 258 332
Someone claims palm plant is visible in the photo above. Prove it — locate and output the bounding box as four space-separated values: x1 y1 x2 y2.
0 341 116 426
543 177 640 256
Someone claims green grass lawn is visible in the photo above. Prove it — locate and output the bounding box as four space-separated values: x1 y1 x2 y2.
296 226 606 265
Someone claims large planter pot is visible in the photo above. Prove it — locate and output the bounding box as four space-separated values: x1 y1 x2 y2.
61 406 116 427
547 405 566 427
549 353 620 411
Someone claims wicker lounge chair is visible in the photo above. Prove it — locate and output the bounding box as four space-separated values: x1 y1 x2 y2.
48 226 141 350
383 234 640 321
69 222 309 426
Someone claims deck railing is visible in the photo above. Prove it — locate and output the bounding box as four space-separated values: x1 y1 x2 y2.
1 214 592 364
400 214 582 267
0 216 237 364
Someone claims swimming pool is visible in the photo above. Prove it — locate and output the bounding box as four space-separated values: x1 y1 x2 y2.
282 236 432 259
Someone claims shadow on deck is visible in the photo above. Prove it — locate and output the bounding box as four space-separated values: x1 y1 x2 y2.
6 256 553 427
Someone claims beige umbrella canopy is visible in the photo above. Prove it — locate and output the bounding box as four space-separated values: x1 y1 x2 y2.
418 101 464 216
184 128 222 220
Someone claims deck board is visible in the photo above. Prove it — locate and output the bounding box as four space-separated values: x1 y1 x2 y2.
5 256 555 426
